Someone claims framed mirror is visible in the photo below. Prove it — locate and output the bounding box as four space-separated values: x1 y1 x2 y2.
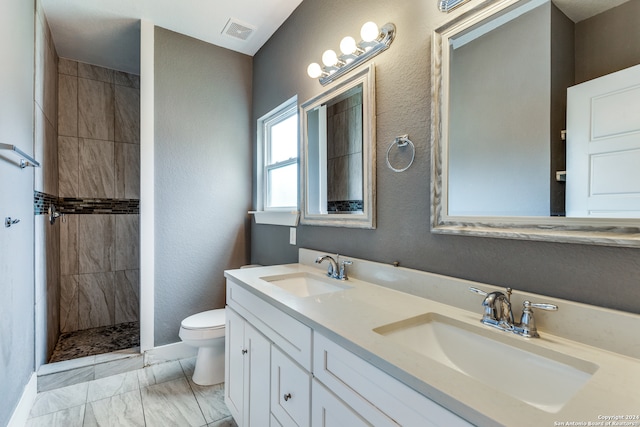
431 0 640 247
300 65 376 228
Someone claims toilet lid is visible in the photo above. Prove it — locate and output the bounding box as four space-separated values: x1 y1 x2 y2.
181 309 225 330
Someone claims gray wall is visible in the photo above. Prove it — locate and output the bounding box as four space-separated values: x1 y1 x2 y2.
549 4 574 216
154 27 252 345
251 0 640 314
449 2 550 216
0 0 35 424
575 0 640 84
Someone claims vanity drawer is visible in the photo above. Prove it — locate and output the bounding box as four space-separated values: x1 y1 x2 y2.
271 346 311 427
313 333 472 427
227 279 313 370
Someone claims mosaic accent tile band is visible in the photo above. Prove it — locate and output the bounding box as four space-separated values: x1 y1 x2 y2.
327 199 364 213
35 191 139 215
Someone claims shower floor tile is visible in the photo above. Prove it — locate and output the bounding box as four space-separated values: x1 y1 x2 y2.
49 322 139 363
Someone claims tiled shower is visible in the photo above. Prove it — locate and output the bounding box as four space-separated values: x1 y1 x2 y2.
55 59 140 361
57 59 140 331
34 28 141 363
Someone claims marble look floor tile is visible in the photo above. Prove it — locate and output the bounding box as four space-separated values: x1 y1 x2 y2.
30 382 89 417
187 381 231 424
179 357 197 378
137 360 185 387
87 371 139 402
95 353 143 380
94 347 140 364
84 390 144 427
37 365 94 393
27 404 85 427
140 377 207 427
39 355 97 375
208 417 238 427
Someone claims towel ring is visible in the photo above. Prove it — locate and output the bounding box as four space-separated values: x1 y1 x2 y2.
385 135 415 173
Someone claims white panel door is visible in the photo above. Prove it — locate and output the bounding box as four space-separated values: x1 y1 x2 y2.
566 64 640 217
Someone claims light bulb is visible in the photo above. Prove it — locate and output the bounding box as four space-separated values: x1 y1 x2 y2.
307 63 323 78
340 36 357 55
321 49 338 67
360 21 379 42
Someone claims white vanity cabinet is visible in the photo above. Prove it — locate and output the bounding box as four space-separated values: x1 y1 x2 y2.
313 333 472 427
271 346 311 426
225 279 313 426
226 277 471 427
224 306 271 426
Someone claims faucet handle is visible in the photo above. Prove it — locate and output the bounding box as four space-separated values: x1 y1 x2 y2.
469 287 488 296
519 300 558 338
527 301 558 311
338 260 352 280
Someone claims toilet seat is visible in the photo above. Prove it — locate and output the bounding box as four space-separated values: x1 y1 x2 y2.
181 309 225 330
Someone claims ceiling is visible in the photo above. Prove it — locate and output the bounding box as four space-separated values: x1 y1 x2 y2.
553 0 631 23
40 0 304 75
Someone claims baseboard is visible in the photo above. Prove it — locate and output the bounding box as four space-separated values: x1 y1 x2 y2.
8 372 37 427
144 342 197 366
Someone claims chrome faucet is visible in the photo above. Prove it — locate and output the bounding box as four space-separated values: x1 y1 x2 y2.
469 286 557 338
315 255 352 280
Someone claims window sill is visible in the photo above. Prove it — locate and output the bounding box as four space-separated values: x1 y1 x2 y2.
249 210 300 226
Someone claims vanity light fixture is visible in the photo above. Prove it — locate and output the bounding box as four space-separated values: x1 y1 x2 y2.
307 21 396 86
438 0 472 13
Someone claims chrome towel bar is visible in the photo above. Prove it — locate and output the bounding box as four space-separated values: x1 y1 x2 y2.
0 143 40 168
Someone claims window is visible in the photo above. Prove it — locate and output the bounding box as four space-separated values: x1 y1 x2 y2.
258 96 298 211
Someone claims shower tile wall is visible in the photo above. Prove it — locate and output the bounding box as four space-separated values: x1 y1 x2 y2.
57 59 140 333
326 91 363 209
34 0 60 366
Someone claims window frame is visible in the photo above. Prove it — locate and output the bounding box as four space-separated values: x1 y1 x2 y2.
257 95 299 213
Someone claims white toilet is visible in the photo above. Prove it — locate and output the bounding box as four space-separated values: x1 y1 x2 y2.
179 308 226 386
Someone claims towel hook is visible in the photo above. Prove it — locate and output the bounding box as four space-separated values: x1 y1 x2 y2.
385 134 415 172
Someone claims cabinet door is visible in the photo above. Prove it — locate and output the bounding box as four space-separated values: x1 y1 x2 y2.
271 346 311 427
225 307 245 425
311 379 371 427
245 322 271 426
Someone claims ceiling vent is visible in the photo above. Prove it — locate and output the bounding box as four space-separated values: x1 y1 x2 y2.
222 18 256 41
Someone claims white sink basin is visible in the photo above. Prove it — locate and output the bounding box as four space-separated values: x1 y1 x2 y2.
374 313 598 413
260 272 352 297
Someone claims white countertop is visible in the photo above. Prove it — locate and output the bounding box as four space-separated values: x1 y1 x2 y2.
225 255 640 427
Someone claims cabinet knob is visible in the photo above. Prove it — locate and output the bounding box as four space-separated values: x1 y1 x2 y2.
241 348 248 355
283 393 292 401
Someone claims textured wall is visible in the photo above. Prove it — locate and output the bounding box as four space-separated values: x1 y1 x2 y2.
154 27 252 345
575 0 640 84
251 0 640 314
0 0 35 424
